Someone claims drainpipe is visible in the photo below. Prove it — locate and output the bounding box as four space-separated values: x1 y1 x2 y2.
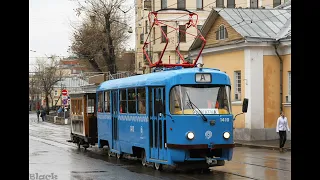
274 41 283 112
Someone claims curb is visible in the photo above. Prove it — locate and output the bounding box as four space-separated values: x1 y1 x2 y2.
235 143 291 151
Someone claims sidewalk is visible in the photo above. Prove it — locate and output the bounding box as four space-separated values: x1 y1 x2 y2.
234 140 291 151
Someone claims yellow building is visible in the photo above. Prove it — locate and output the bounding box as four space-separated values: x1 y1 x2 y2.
189 8 291 141
134 0 289 74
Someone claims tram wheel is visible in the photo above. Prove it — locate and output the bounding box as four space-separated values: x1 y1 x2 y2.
141 151 147 166
154 163 163 171
116 153 123 159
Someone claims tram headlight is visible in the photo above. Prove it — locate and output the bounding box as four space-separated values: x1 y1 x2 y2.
186 132 195 140
223 132 230 139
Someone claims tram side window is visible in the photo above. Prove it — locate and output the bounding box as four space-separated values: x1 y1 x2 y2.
98 92 103 112
104 91 110 113
128 88 137 113
120 90 127 113
137 88 146 114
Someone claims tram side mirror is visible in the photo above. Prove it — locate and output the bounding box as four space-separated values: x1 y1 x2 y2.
242 98 249 113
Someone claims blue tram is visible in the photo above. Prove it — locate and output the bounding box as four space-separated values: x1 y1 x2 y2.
95 67 248 170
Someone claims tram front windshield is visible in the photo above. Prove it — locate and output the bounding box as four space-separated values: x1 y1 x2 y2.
169 85 232 115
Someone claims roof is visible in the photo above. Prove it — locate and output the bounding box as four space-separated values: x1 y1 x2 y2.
55 76 89 88
97 68 226 90
275 0 291 9
190 8 291 51
60 59 79 65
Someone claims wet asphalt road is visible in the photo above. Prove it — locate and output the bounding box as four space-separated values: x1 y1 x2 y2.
29 113 291 180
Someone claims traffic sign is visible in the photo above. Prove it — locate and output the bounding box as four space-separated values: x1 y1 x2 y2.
63 99 67 105
62 89 68 96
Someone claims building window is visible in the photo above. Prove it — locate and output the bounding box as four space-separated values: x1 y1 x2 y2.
104 91 110 113
288 71 291 102
216 0 224 8
177 0 186 9
145 20 148 34
273 0 281 7
250 0 258 8
120 89 127 113
179 25 186 42
196 0 203 10
234 71 241 101
140 33 144 44
216 25 228 40
161 0 167 9
139 62 142 68
128 88 136 113
161 26 167 43
227 0 235 8
54 90 58 96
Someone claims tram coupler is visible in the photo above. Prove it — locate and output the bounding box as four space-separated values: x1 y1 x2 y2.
205 157 217 165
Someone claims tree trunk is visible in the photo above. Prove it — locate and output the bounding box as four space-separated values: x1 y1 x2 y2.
104 13 117 74
88 58 102 72
45 94 50 115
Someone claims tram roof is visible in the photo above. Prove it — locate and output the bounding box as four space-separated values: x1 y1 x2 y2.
97 68 226 91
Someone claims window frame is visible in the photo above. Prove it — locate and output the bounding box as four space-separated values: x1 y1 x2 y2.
234 71 242 101
127 88 137 114
196 0 203 10
161 26 167 43
161 0 167 9
120 89 128 114
177 0 186 9
216 0 224 8
137 87 146 114
104 91 110 113
179 25 186 42
216 25 228 40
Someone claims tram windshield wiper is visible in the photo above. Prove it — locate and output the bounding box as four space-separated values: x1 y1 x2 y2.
185 92 208 122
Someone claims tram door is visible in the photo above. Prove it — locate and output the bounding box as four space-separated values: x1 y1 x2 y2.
111 90 119 151
149 87 167 161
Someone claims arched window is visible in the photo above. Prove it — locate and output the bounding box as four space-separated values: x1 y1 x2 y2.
216 25 228 40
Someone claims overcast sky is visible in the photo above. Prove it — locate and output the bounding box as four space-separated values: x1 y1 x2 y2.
29 0 135 71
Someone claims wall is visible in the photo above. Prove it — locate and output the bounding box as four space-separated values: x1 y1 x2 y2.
205 16 244 48
263 55 280 128
281 54 291 127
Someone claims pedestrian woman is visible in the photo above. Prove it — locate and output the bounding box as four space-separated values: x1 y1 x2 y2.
41 108 47 122
276 111 290 152
36 108 40 123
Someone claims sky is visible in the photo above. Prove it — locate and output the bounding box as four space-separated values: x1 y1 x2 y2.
29 0 135 71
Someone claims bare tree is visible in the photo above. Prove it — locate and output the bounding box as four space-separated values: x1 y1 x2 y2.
29 73 42 110
70 0 131 74
33 56 64 114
